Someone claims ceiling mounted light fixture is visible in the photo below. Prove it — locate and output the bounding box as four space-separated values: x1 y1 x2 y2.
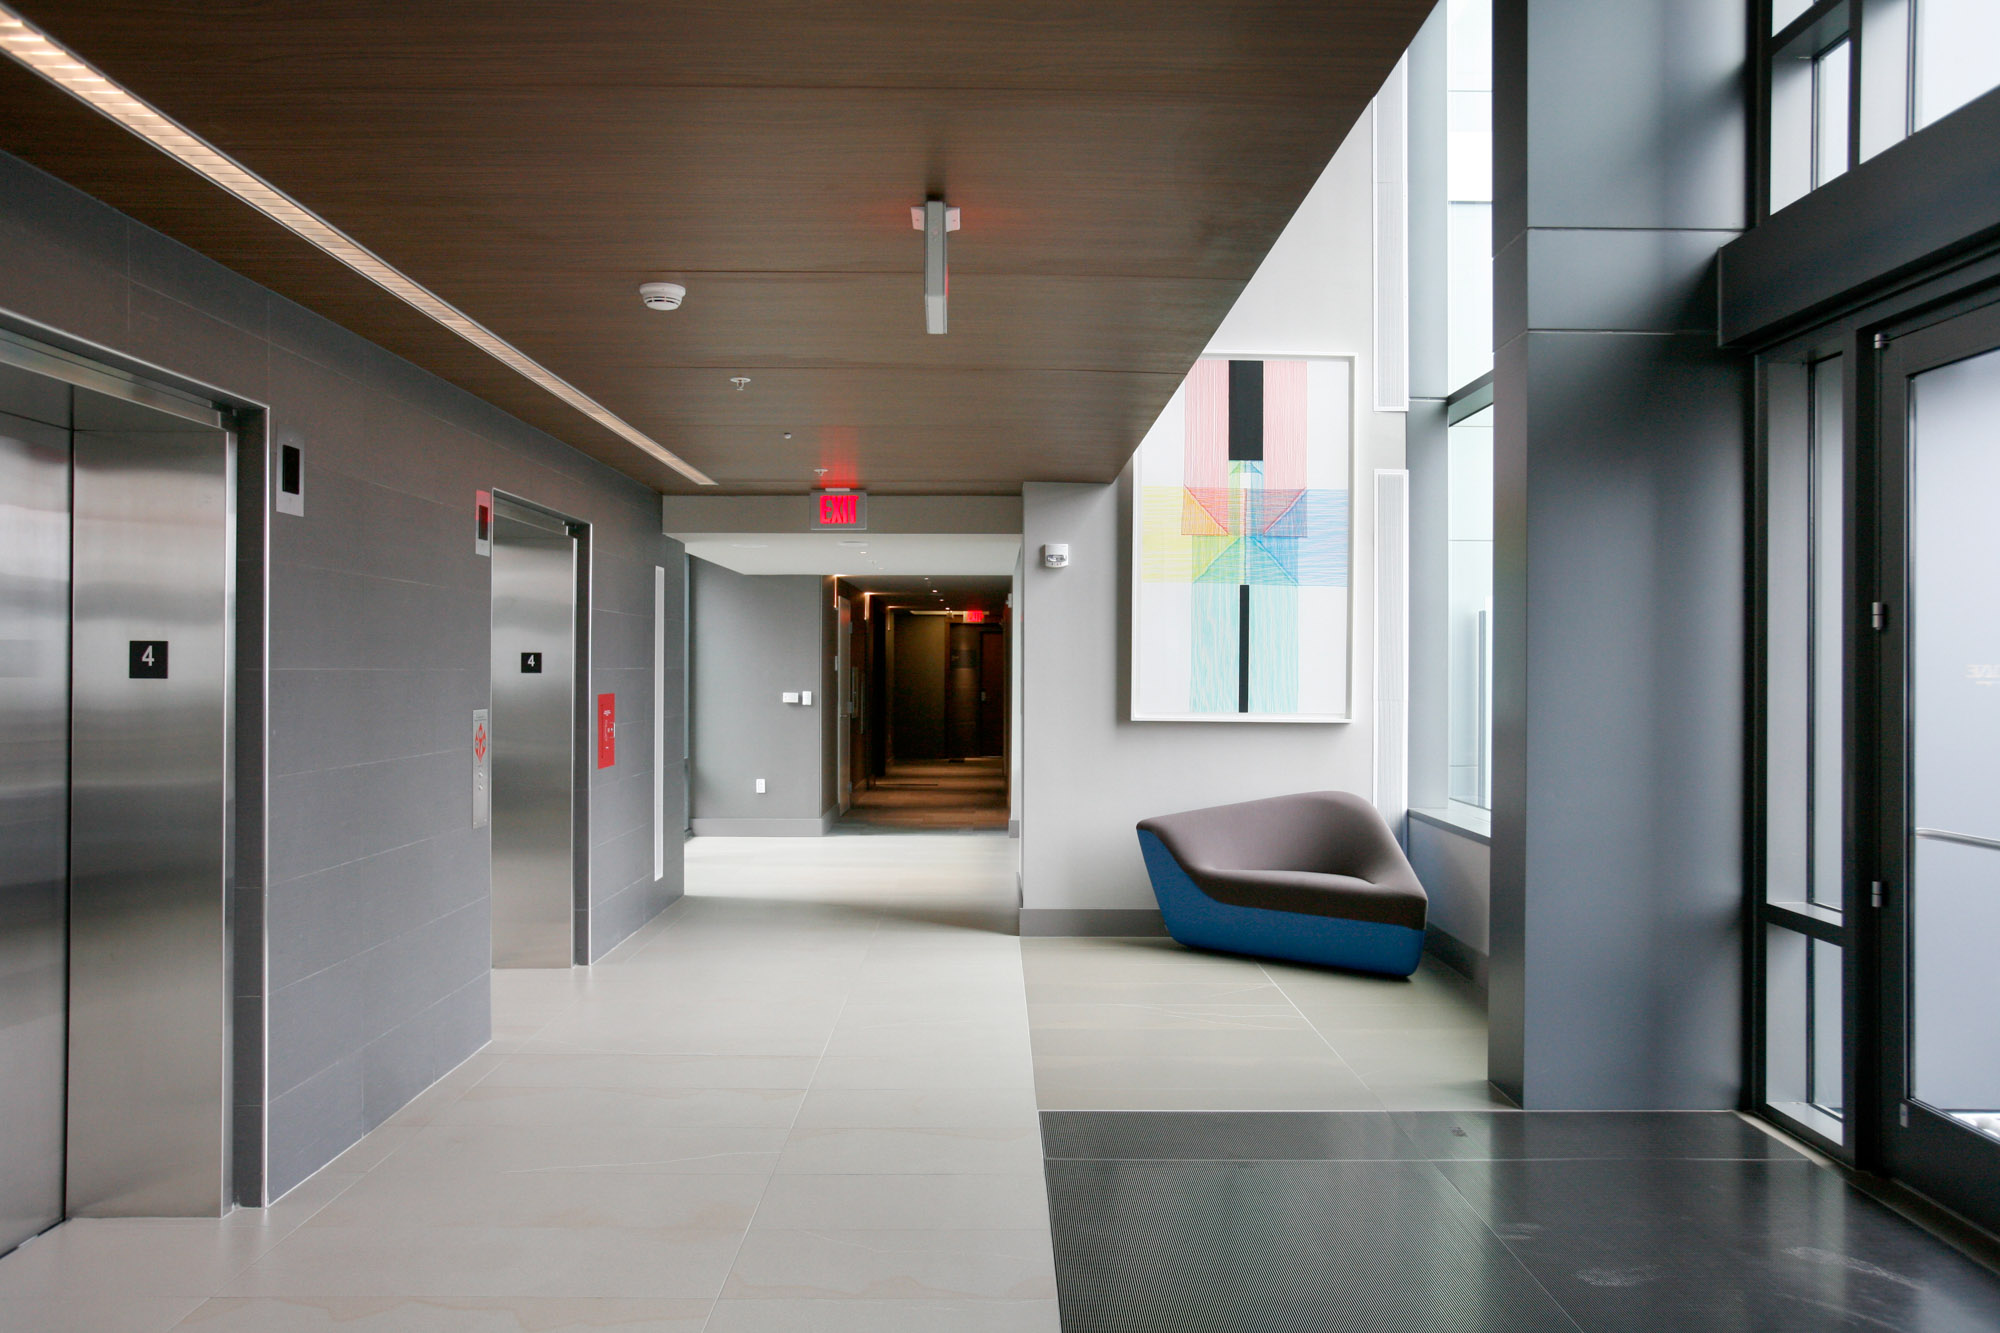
910 198 960 335
0 4 713 486
731 376 752 391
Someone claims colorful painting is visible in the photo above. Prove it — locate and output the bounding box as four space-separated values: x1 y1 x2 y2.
1131 356 1351 722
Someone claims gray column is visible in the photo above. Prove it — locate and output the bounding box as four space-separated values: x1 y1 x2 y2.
1490 0 1750 1107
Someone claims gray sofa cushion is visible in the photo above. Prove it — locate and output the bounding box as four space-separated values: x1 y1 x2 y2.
1137 791 1427 931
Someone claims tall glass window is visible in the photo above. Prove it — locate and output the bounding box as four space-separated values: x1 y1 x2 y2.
1447 405 1493 808
1411 0 1493 830
1446 0 1492 389
1760 355 1847 1145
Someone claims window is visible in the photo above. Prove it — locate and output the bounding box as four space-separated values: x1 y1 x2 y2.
1447 402 1493 809
1914 0 2000 129
1757 354 1848 1146
1445 0 1492 388
1767 7 1852 213
1763 0 2000 217
1408 0 1494 829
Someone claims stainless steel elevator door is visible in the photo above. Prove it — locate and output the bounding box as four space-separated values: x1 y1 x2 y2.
67 388 232 1218
490 502 577 969
0 388 72 1255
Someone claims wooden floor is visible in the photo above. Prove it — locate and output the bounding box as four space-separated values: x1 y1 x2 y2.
838 758 1008 832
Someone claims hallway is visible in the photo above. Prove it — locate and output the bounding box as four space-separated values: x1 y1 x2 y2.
838 758 1010 833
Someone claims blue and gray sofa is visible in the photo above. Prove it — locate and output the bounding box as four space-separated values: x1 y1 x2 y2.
1137 791 1427 977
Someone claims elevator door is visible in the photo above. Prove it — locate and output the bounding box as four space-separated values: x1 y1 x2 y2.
490 500 577 968
0 355 232 1251
0 374 71 1255
67 388 232 1218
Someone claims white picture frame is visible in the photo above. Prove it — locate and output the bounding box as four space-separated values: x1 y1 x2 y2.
1129 354 1355 723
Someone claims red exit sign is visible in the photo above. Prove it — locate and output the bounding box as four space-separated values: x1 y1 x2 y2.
811 489 868 530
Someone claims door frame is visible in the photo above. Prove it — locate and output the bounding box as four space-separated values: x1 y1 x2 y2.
1866 298 2000 1232
488 491 592 965
0 320 267 1211
835 594 852 812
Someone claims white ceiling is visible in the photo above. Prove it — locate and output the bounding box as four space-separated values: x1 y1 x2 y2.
675 531 1021 577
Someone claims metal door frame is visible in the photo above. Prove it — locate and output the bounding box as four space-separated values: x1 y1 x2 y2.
488 491 592 965
1867 297 2000 1233
0 319 264 1214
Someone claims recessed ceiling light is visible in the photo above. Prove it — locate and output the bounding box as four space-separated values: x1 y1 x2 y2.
0 5 713 487
782 432 793 440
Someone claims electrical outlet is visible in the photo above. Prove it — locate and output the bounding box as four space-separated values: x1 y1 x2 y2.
755 778 766 794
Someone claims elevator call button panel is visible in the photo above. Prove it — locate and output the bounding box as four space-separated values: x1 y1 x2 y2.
471 708 491 829
129 640 168 678
520 651 542 673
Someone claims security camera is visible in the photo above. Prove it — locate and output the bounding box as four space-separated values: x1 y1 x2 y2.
639 282 686 311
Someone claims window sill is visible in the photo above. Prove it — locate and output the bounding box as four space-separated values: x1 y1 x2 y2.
1409 803 1492 845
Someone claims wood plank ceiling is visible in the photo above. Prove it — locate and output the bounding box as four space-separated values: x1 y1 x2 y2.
0 1 1431 494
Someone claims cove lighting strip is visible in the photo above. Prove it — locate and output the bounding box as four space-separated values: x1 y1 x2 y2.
0 5 714 485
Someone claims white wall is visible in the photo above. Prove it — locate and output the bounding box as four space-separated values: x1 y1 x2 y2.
1020 108 1406 922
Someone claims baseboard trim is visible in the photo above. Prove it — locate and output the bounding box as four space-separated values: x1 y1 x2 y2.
1019 908 1168 937
691 816 830 837
1424 925 1489 999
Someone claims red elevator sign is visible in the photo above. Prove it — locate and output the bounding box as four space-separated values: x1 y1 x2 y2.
810 489 867 530
596 693 616 769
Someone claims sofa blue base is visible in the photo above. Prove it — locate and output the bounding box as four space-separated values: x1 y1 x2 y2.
1137 830 1425 978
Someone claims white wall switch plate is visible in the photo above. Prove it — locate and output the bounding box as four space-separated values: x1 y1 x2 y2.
801 690 813 706
782 691 800 704
755 778 767 794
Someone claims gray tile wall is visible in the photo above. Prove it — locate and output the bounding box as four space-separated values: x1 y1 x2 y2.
0 149 688 1201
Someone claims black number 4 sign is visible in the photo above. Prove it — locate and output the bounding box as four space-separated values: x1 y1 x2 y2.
520 652 543 674
129 640 169 679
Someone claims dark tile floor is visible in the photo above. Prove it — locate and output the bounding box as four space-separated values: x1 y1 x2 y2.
1042 1111 2000 1332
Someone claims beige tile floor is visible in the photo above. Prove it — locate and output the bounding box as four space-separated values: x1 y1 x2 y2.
0 835 1057 1332
1025 935 1508 1113
0 834 1499 1331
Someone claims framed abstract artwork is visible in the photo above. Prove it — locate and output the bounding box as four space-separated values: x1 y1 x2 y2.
1131 355 1352 722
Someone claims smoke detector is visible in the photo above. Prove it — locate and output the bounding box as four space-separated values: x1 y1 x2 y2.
639 282 686 311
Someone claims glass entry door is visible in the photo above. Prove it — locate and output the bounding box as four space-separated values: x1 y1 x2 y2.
1875 302 2000 1231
